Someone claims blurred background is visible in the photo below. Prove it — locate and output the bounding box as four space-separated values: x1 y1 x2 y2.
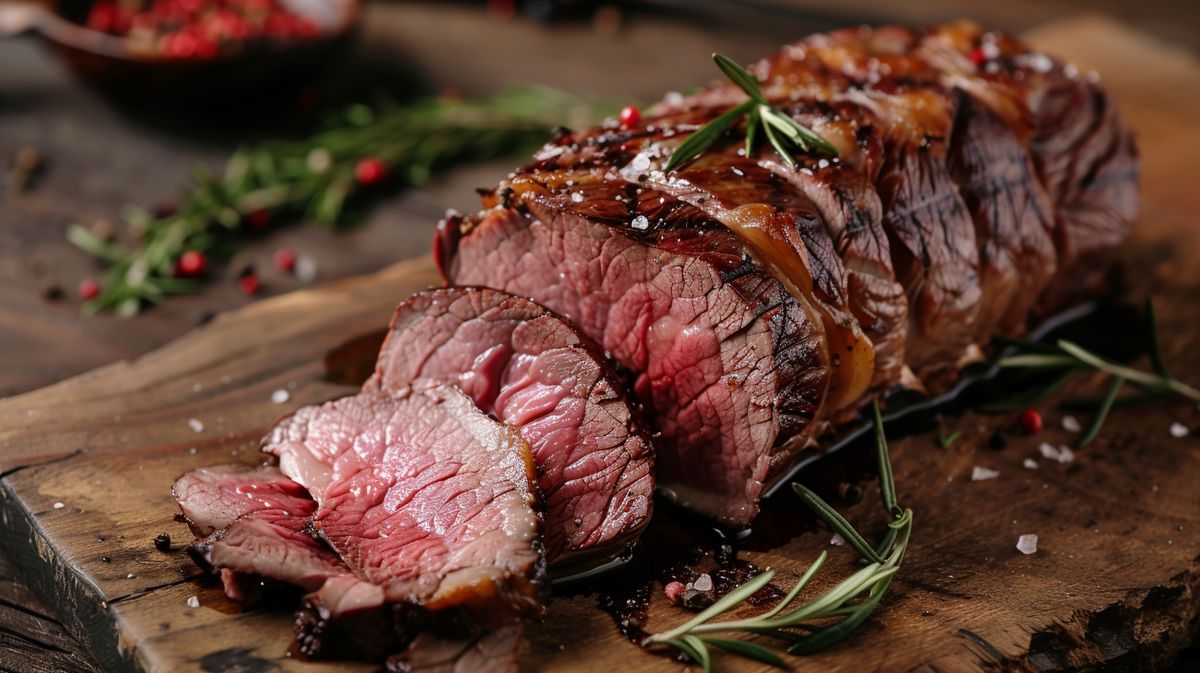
0 1 1198 671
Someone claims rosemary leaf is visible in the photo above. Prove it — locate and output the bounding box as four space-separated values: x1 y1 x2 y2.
872 402 899 517
665 637 708 670
1143 299 1168 377
665 53 835 171
792 483 884 564
745 108 761 157
998 354 1079 369
785 575 894 655
704 638 788 668
680 635 713 672
1058 340 1200 401
937 430 962 449
712 53 767 102
757 551 827 620
1077 375 1124 448
773 112 840 156
66 225 127 263
663 100 754 172
761 119 796 168
652 570 778 643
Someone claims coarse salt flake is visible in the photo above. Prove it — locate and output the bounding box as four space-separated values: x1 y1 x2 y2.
629 153 652 173
188 418 204 433
1061 415 1081 433
692 574 714 592
53 502 65 509
1023 458 1039 470
271 389 290 404
1038 442 1073 463
186 595 200 609
631 215 649 230
570 192 584 203
1170 422 1189 438
1016 534 1038 555
971 466 1000 481
295 256 319 284
830 533 845 546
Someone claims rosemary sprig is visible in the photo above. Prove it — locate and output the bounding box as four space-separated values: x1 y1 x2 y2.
644 402 912 670
994 300 1198 447
69 86 604 316
663 53 837 172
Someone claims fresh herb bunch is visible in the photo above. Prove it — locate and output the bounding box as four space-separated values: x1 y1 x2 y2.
664 53 837 172
989 300 1199 447
643 402 912 669
68 86 605 316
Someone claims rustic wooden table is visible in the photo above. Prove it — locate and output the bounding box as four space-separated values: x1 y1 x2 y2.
1 2 1198 671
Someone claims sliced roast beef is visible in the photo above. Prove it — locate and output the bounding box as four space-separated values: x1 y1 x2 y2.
440 204 830 527
262 381 545 650
369 287 653 569
174 464 352 605
437 21 1136 527
173 463 314 536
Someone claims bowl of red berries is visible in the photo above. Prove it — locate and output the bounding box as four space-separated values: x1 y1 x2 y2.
1 0 359 105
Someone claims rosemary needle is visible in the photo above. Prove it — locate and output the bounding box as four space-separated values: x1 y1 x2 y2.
993 299 1198 447
643 402 911 670
664 53 836 172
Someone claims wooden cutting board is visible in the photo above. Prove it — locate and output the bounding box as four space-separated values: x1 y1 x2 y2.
3 15 1199 673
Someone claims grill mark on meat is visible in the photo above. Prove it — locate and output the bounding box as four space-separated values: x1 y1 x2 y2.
441 205 829 526
370 288 654 571
439 21 1136 526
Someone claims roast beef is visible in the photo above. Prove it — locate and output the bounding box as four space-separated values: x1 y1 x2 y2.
370 287 654 570
436 21 1137 527
174 464 351 603
173 463 314 537
262 381 545 655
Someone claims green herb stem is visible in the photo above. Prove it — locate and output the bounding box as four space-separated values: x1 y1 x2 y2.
71 87 605 316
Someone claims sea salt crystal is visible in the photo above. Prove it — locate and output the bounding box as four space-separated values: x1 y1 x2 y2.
830 533 845 546
1016 534 1038 555
1061 415 1081 433
295 256 319 284
692 574 714 592
570 192 584 203
631 215 649 230
188 418 204 433
1023 458 1039 470
271 389 290 404
817 158 830 169
629 153 652 173
126 573 135 579
1169 422 1189 438
191 382 203 393
53 502 64 509
971 466 1000 481
1038 442 1073 463
188 447 197 455
186 595 200 609
664 91 684 106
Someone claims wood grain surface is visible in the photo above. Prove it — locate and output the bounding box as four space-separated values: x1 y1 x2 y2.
3 13 1200 673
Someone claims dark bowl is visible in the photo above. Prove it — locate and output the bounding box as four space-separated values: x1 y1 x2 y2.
1 0 360 108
